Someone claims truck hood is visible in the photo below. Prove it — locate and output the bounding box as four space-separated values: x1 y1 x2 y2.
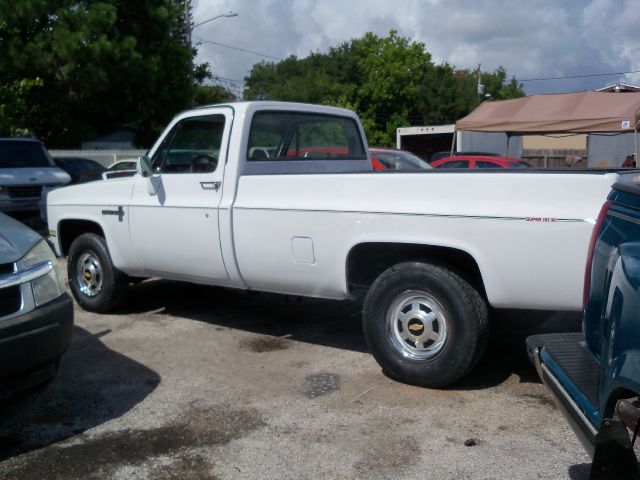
47 174 135 207
0 213 42 264
0 167 71 186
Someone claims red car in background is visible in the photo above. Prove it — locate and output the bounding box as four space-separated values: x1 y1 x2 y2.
431 155 531 169
370 148 432 170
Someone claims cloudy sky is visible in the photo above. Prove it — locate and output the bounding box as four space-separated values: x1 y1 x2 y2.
191 0 640 97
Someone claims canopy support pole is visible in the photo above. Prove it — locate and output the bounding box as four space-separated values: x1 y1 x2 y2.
635 127 638 167
450 131 457 157
505 134 510 157
635 107 639 167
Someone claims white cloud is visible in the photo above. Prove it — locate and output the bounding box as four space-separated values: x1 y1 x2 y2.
192 0 640 95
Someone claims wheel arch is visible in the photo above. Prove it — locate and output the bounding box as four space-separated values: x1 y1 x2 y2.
58 219 106 256
346 242 487 299
601 380 640 421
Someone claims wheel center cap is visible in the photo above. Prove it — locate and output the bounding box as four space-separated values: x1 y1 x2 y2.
84 270 92 281
407 318 425 337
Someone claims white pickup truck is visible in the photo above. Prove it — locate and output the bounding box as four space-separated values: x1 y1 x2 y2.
47 101 620 387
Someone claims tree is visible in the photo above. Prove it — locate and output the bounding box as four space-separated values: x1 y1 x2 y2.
0 1 197 147
244 31 525 146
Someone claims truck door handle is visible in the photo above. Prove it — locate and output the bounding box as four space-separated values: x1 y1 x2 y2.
200 181 221 191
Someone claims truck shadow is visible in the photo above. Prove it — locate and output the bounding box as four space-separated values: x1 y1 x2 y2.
121 280 368 353
568 463 591 479
0 326 160 463
450 308 582 389
119 279 581 390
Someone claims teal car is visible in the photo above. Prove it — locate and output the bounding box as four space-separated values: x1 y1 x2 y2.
528 173 640 479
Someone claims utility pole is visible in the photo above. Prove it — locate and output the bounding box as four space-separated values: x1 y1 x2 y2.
184 0 193 85
183 4 238 86
476 63 484 103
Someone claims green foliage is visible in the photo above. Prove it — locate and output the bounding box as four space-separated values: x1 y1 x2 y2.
192 84 236 106
0 78 44 136
0 0 202 147
244 31 525 146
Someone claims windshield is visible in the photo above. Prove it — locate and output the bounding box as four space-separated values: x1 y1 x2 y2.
0 141 54 168
375 151 432 170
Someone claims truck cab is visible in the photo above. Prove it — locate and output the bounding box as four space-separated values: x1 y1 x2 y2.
528 174 640 479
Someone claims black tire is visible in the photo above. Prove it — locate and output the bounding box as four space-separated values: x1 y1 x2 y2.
363 261 489 387
67 233 128 313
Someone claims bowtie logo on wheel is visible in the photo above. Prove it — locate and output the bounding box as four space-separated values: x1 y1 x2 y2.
407 318 425 337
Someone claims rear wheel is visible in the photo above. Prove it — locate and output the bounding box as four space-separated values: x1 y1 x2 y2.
68 233 128 312
363 262 488 387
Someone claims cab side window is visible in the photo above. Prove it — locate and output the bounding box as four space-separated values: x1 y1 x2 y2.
152 115 225 174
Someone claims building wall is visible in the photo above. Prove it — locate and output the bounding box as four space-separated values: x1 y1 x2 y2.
522 134 587 150
587 132 639 168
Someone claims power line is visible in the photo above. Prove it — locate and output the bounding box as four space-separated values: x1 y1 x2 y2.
213 75 246 84
515 69 640 83
195 38 283 61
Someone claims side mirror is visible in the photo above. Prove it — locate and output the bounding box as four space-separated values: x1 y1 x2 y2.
137 155 153 178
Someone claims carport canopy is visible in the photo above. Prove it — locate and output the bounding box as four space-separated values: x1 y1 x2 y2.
455 90 640 134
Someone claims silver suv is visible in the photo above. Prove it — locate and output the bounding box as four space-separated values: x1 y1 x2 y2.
0 212 73 396
0 138 70 213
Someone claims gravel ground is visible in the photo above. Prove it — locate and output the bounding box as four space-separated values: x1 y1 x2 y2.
0 270 593 479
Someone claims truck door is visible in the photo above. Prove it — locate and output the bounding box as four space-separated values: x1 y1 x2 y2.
129 108 232 282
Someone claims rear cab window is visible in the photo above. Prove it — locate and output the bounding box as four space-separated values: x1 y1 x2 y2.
244 111 369 174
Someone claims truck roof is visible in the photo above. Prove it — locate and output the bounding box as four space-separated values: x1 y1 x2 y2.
189 101 358 118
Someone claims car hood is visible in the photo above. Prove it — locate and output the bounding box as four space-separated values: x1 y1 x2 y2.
0 213 42 264
0 167 71 185
47 173 136 207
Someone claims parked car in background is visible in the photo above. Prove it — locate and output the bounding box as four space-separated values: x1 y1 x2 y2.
429 151 501 163
102 159 138 180
54 157 106 184
527 174 640 478
431 155 531 169
0 212 73 397
370 148 432 170
0 138 70 213
108 160 138 171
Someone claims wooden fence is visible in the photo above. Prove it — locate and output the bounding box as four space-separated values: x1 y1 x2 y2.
521 149 588 168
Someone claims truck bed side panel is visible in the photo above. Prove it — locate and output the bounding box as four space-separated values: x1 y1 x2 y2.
232 172 616 309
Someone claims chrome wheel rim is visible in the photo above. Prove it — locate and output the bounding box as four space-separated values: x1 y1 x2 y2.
75 251 103 297
386 290 448 360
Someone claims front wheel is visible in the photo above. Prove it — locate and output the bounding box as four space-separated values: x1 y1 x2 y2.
363 262 488 387
67 233 128 313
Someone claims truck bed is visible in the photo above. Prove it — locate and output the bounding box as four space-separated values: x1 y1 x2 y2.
231 170 620 310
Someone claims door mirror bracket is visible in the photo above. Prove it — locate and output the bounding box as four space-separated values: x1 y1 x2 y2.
137 155 153 178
